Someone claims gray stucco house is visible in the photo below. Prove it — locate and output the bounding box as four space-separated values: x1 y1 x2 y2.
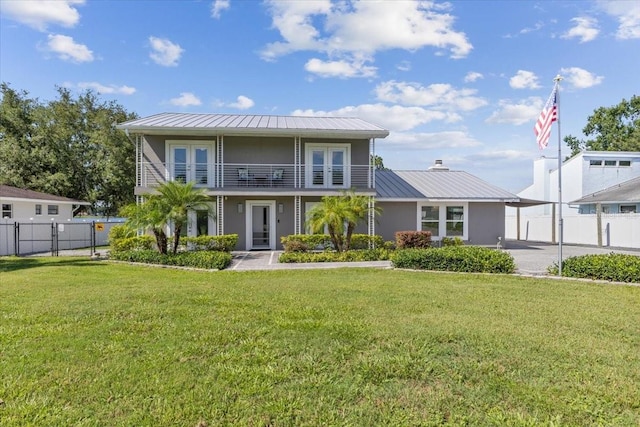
117 113 520 250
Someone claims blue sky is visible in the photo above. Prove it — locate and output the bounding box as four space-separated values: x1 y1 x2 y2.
1 0 639 192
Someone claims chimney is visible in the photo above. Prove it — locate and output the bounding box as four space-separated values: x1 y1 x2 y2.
428 159 449 171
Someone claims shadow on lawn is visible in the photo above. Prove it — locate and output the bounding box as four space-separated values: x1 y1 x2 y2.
0 256 104 273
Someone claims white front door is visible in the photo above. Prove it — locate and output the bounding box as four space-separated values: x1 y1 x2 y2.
245 200 276 250
169 144 212 185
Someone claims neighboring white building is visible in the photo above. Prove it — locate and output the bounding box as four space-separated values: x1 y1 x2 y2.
0 185 89 221
507 151 640 248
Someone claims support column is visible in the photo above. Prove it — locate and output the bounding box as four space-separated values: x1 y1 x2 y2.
596 202 602 247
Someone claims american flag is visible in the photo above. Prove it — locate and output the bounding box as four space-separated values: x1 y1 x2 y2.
534 87 557 150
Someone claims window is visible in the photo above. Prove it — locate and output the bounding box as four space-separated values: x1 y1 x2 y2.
620 205 637 213
2 203 12 219
418 203 467 239
619 160 631 167
420 206 439 237
48 205 59 215
446 206 464 236
35 204 42 215
604 160 616 166
589 159 602 166
305 144 350 188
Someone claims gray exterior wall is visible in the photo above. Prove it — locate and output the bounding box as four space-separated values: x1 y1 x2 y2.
468 202 506 246
223 196 295 251
376 202 417 242
224 136 294 164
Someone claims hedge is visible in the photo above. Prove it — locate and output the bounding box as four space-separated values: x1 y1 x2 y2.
281 234 386 252
391 246 516 274
549 253 640 283
110 249 232 270
279 248 391 263
180 234 238 252
395 231 432 249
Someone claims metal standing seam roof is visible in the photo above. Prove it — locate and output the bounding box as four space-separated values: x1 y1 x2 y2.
117 112 389 138
0 185 90 204
570 176 640 204
375 170 519 201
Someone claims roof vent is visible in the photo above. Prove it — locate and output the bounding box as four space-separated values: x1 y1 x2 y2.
428 159 449 171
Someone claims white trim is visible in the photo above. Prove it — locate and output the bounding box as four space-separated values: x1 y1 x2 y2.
245 200 276 250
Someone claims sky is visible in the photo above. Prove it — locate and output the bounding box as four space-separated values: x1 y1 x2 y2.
1 0 639 192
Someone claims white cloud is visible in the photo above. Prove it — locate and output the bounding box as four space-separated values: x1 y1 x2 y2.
560 67 604 89
385 131 482 150
464 72 483 83
396 61 411 72
375 80 487 111
261 0 472 63
0 0 84 31
292 103 460 133
485 97 544 126
509 70 540 89
46 34 93 62
149 36 183 67
597 0 640 39
228 95 255 110
170 92 202 107
75 82 136 95
304 57 377 78
561 17 599 43
211 0 230 19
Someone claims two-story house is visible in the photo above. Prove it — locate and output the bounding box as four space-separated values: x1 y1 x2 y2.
118 113 523 250
117 113 389 250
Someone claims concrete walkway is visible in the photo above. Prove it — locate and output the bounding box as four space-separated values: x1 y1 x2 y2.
229 250 391 271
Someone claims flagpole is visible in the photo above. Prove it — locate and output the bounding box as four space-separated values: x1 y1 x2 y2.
554 74 563 276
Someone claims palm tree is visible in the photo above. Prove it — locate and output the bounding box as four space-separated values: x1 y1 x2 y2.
120 181 214 255
306 191 381 252
155 180 213 254
120 197 170 254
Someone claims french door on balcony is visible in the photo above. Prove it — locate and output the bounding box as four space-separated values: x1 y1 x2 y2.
168 144 212 186
306 144 350 188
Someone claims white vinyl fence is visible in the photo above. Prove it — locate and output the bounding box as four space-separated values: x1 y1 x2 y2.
0 220 124 256
506 213 640 249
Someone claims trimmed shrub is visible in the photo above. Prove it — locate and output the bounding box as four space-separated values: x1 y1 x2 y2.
549 253 640 283
110 235 155 253
395 231 432 249
441 237 464 246
181 234 238 252
281 234 385 252
111 249 232 270
279 248 391 263
108 224 136 243
391 246 516 274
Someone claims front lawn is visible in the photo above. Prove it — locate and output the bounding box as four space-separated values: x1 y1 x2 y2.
1 257 639 425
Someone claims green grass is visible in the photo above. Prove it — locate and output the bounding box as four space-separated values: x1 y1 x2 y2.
1 257 639 426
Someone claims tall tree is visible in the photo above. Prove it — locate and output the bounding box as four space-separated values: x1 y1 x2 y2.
565 95 640 157
0 83 138 216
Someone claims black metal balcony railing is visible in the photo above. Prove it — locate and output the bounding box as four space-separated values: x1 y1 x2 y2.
138 162 373 190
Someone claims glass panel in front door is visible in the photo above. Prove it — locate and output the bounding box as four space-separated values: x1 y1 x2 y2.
252 206 270 248
330 149 344 186
196 210 209 236
173 148 187 183
194 148 208 185
312 150 325 186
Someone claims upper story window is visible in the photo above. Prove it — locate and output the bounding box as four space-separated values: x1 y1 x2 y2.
305 143 350 189
2 203 12 219
35 204 42 215
166 141 215 186
48 205 59 215
620 205 637 213
619 160 631 167
589 159 602 166
604 160 616 166
590 159 632 167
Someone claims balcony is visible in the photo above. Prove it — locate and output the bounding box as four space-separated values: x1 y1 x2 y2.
137 162 373 191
